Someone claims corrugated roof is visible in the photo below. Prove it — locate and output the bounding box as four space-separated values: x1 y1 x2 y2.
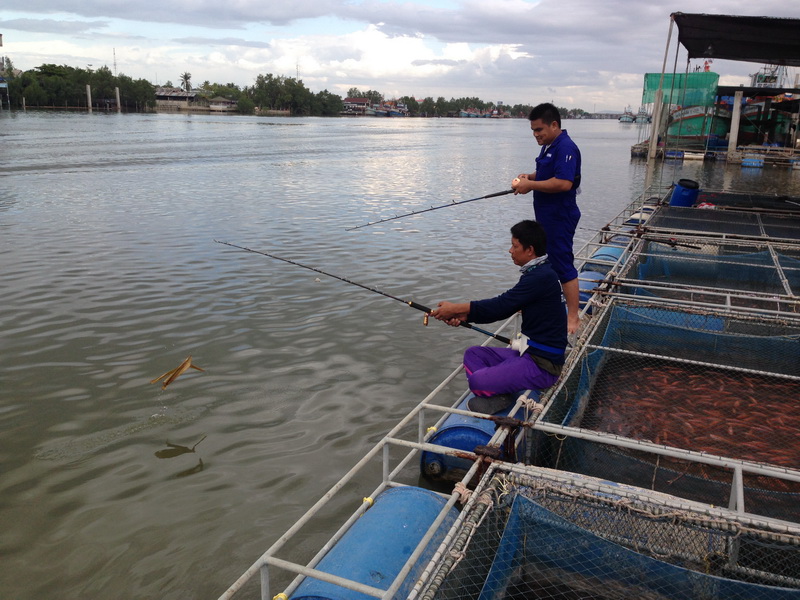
672 12 800 66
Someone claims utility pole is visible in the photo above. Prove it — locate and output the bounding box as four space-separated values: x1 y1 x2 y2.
0 33 8 110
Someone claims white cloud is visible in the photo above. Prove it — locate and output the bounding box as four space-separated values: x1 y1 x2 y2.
3 0 800 110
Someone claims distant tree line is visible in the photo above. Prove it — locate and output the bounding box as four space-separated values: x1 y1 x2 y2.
343 88 589 119
0 59 588 118
1 62 156 111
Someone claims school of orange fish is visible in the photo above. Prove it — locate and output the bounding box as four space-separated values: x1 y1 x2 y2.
583 357 800 492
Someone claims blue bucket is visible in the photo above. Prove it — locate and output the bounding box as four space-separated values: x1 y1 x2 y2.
291 486 458 600
669 179 700 207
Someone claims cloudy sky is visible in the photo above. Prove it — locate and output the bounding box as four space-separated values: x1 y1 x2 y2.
2 0 799 111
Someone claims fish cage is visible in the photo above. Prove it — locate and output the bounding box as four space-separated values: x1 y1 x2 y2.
531 298 800 523
696 191 800 213
641 205 800 244
424 465 800 600
611 235 800 313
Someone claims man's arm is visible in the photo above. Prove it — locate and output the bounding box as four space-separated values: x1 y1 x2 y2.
512 175 572 195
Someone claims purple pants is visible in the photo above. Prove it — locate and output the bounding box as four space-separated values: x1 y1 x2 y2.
463 346 559 397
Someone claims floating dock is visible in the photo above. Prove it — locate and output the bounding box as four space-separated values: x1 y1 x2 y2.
219 12 800 599
218 182 800 600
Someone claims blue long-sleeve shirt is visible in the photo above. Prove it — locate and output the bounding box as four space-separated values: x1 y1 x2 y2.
467 260 567 364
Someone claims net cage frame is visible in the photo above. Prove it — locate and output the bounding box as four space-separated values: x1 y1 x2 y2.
632 205 800 245
422 463 800 600
220 186 800 600
607 232 800 315
528 296 800 525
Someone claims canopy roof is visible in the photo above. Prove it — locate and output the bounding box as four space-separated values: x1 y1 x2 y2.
672 12 800 66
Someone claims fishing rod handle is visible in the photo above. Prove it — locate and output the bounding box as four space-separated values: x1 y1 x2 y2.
465 323 511 345
486 189 516 199
409 299 512 344
407 300 432 312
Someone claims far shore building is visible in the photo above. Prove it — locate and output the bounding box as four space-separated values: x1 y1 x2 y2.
342 97 371 115
155 87 198 111
209 96 237 113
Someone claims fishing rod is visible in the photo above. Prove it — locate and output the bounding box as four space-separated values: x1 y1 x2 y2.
346 189 515 231
215 240 514 345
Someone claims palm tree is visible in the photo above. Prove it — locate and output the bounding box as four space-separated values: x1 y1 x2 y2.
180 72 192 92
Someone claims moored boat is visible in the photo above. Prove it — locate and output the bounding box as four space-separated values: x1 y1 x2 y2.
619 105 636 123
666 104 731 141
635 106 652 123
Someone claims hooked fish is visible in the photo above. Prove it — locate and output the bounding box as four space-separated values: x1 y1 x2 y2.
154 435 207 459
150 355 205 390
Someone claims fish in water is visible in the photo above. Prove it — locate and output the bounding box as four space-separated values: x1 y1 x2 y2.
150 355 205 389
155 435 207 459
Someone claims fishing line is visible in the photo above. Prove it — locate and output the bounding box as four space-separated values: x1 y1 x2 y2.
215 240 513 345
346 189 515 231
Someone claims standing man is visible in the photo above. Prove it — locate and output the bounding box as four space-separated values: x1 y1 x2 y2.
431 220 567 414
511 103 582 335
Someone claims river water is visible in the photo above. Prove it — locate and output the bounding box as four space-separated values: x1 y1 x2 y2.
2 112 799 599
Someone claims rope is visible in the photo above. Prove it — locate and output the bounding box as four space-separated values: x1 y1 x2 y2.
453 482 471 505
522 398 544 420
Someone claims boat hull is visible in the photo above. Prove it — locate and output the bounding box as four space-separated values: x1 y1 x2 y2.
667 105 731 140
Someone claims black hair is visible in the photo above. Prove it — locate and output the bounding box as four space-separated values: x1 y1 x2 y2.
510 220 547 256
528 102 561 127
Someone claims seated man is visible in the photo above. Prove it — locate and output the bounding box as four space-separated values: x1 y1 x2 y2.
431 220 567 414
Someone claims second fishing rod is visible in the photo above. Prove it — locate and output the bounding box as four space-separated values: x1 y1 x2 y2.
346 189 515 231
215 240 515 346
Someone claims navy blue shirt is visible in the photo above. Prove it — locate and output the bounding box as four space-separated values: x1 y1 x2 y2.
467 260 567 364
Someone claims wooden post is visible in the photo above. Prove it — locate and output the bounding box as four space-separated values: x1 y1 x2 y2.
115 87 121 113
86 84 92 113
727 90 743 159
647 16 675 161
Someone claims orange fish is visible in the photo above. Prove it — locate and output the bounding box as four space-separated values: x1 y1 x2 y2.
150 355 205 389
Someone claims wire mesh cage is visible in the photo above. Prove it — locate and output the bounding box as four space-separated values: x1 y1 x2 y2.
532 299 800 522
613 236 800 309
696 191 800 213
428 470 800 600
643 206 800 243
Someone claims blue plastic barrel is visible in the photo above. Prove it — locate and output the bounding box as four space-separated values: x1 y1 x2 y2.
607 234 632 246
584 246 624 275
669 179 700 207
291 486 458 600
420 395 505 480
578 270 605 311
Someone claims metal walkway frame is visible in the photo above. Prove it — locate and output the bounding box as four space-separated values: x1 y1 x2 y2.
220 185 800 600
